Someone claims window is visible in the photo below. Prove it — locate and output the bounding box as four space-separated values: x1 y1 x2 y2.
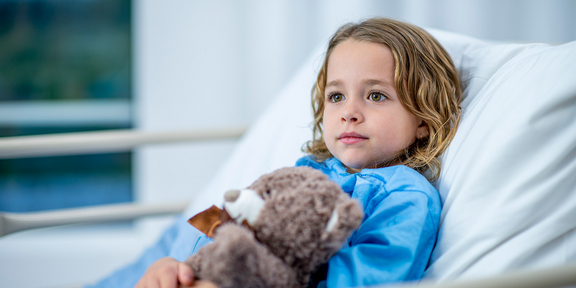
0 0 132 212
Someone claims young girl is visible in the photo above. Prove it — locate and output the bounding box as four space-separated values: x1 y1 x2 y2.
134 18 461 288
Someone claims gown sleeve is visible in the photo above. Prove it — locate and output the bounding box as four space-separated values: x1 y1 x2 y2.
325 190 438 288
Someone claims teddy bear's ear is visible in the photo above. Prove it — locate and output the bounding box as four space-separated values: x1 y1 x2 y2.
321 195 363 245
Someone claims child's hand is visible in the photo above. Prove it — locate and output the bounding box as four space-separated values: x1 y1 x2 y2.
134 257 195 288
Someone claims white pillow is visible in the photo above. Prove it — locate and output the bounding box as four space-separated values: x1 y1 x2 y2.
424 29 576 281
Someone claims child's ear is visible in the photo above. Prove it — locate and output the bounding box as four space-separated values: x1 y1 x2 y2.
416 119 429 139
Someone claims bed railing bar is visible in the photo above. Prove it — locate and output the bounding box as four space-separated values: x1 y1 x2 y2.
0 201 189 237
383 262 576 288
0 126 248 159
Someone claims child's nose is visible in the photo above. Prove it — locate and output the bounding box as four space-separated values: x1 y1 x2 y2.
341 100 363 123
342 115 359 122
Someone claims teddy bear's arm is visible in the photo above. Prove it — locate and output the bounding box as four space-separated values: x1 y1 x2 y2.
186 223 300 288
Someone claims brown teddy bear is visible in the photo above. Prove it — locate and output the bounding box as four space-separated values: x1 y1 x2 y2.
185 166 363 288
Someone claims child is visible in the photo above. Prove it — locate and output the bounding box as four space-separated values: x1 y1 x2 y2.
133 17 461 288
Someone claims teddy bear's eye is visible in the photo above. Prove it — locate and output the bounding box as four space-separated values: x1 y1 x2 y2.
264 190 272 197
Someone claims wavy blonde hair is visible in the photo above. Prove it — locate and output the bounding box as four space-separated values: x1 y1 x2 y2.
304 18 462 181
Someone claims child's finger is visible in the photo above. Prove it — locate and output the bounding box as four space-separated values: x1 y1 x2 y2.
177 261 194 287
158 272 178 288
194 280 219 288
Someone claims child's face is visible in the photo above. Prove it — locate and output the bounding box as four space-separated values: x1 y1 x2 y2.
323 39 426 169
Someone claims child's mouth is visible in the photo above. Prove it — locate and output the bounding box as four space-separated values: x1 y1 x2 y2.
339 132 368 144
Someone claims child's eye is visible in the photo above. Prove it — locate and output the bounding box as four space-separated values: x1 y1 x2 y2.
328 93 345 103
368 92 387 102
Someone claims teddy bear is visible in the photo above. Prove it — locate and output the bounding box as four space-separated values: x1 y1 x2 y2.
185 166 364 288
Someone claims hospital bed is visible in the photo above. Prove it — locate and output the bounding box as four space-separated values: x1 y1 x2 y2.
1 28 575 288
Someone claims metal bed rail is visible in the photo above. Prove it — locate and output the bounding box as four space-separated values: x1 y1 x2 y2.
395 262 576 288
0 127 247 236
0 201 189 237
0 126 247 159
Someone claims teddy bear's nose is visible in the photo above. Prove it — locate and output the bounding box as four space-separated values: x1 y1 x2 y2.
224 189 241 202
